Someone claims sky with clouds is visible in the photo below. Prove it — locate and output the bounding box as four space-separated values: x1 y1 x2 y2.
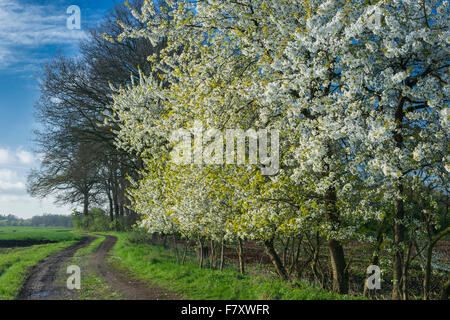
0 0 116 218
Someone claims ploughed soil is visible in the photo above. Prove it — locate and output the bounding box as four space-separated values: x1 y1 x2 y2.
0 240 58 248
160 235 449 299
17 235 177 300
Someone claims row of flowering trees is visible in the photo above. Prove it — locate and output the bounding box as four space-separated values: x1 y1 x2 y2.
105 0 449 299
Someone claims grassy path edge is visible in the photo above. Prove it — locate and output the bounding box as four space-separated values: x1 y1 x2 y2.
105 232 362 300
0 241 77 300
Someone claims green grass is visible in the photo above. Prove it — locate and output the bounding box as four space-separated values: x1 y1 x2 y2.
0 227 83 300
0 241 77 300
0 227 81 242
107 232 361 300
73 234 105 258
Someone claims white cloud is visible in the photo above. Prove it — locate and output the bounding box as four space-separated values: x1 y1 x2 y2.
0 147 38 166
0 181 26 193
0 169 16 181
0 147 36 197
0 194 29 202
0 0 85 46
16 149 35 165
0 47 12 68
0 148 14 164
0 167 26 195
0 194 74 218
0 0 87 70
0 147 74 218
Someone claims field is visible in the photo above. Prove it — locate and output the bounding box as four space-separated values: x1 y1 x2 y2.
0 227 81 247
0 226 83 300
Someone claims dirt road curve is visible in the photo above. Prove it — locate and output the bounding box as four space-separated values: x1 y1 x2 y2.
18 235 177 300
18 236 95 300
89 235 176 300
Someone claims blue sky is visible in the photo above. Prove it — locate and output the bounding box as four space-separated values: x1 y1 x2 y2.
0 0 120 218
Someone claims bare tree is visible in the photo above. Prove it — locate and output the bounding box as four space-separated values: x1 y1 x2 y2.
28 0 167 227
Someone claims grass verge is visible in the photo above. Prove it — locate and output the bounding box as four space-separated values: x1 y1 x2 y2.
70 234 122 300
0 241 76 300
73 234 105 259
107 232 361 300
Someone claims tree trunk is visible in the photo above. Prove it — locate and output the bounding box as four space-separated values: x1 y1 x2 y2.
392 97 405 300
364 222 385 297
119 202 124 217
198 239 209 268
219 239 225 271
210 239 215 269
424 244 433 300
328 239 349 294
162 234 168 249
291 236 302 276
392 191 405 300
440 280 450 300
182 241 188 265
173 234 180 264
237 238 245 274
118 182 124 217
113 186 119 219
325 187 349 294
107 189 114 222
264 238 288 280
282 238 289 270
311 248 322 287
310 231 324 288
401 241 413 300
424 227 450 299
83 192 89 216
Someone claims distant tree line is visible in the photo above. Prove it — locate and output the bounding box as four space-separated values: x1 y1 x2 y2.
70 207 133 232
0 214 73 227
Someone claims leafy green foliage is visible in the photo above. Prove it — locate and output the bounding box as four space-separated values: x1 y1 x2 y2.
71 208 112 231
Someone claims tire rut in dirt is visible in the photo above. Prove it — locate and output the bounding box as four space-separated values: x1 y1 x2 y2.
18 236 95 300
90 235 179 300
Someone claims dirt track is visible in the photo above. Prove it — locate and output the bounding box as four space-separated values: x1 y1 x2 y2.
18 236 95 300
18 234 177 300
89 235 177 300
